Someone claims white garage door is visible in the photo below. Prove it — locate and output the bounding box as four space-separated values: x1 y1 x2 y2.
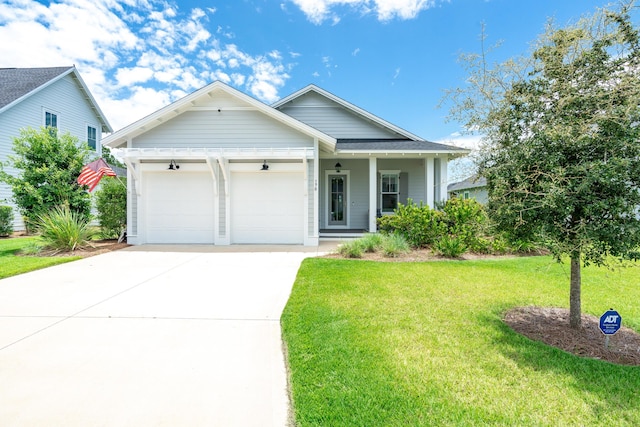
144 172 215 244
231 172 304 244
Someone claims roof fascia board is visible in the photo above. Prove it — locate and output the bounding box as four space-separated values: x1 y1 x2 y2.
69 67 113 133
272 84 425 141
103 81 336 150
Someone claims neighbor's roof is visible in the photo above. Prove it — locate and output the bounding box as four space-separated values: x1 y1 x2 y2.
448 175 487 191
337 138 469 154
0 66 112 133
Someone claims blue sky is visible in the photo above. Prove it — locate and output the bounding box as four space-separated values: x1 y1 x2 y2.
0 0 627 176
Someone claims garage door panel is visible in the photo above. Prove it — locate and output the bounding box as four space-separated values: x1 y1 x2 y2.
145 172 215 244
231 172 304 244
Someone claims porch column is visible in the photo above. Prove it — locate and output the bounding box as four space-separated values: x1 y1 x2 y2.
426 157 434 208
369 157 377 232
439 157 449 203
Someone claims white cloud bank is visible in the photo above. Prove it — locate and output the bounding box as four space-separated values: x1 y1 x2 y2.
0 0 293 130
290 0 439 24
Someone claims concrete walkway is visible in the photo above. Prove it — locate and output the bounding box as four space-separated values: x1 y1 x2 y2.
0 243 337 426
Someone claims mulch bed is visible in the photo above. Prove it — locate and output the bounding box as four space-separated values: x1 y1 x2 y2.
39 239 130 257
504 306 640 366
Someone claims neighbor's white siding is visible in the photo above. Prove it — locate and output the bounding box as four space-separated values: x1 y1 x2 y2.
0 73 104 230
276 91 403 139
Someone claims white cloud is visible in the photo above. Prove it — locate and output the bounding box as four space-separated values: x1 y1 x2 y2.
289 0 437 24
0 0 294 130
352 47 360 56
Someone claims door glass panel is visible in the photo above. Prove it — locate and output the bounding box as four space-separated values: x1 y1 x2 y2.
329 175 347 226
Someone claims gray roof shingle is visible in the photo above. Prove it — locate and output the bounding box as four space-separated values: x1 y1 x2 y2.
337 138 466 152
0 66 73 109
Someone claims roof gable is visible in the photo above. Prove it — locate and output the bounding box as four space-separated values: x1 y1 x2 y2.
272 84 424 141
0 66 112 133
103 81 336 150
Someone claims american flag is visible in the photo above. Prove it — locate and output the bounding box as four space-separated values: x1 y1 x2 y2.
77 158 117 192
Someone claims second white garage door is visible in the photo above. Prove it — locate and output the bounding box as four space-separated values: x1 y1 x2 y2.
231 172 304 244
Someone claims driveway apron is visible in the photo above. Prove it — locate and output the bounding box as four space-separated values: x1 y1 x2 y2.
0 246 321 426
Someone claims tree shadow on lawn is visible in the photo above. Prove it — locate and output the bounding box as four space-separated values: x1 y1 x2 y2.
484 310 640 417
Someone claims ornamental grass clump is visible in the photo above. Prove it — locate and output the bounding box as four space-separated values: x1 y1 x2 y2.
37 205 95 252
381 233 410 257
338 239 364 258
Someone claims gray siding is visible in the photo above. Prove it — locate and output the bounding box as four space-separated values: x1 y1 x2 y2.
132 110 314 149
319 158 428 229
277 92 402 139
0 74 104 230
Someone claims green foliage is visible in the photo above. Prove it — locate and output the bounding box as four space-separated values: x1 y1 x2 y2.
0 237 79 279
95 177 126 239
37 205 95 252
441 197 488 252
0 127 92 230
338 239 364 258
283 257 640 426
445 3 640 327
0 205 14 237
380 233 410 257
359 233 383 252
101 146 126 169
433 234 468 258
377 199 446 247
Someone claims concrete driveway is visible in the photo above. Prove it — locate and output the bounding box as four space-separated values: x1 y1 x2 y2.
0 244 334 426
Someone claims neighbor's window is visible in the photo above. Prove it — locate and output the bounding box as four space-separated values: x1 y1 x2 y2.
45 111 57 129
381 171 400 213
87 126 97 150
463 191 470 200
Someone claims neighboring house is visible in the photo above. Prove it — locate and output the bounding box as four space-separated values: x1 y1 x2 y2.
102 82 468 246
0 66 113 230
448 175 488 204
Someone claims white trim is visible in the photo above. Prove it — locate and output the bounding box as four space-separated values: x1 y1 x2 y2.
324 170 350 229
42 107 59 129
369 157 377 232
102 81 336 150
426 157 434 208
380 170 401 214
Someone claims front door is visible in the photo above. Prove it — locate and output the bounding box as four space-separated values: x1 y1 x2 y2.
328 174 347 226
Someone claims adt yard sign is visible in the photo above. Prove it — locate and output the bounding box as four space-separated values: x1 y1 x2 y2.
599 309 622 335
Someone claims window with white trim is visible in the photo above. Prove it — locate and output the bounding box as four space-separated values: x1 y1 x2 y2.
87 126 97 150
380 170 400 213
463 191 470 200
44 111 57 129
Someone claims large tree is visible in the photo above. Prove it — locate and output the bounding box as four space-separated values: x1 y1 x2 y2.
0 127 92 229
445 2 640 328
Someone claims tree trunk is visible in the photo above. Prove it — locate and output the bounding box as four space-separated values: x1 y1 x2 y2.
570 252 582 329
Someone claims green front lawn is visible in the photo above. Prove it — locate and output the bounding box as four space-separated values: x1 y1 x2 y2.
282 256 640 426
0 237 80 279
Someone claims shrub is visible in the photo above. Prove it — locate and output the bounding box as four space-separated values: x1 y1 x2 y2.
381 233 410 257
0 205 14 237
377 199 446 248
359 233 383 253
0 127 92 231
434 234 468 258
37 205 95 252
95 177 126 239
338 239 364 258
441 197 488 248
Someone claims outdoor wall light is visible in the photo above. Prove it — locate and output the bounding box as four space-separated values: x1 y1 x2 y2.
168 160 180 170
335 162 342 172
261 160 269 171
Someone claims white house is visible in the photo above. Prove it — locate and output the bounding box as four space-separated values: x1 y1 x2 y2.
0 66 113 230
102 81 468 246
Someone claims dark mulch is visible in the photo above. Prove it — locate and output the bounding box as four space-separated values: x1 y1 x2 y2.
505 306 640 366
